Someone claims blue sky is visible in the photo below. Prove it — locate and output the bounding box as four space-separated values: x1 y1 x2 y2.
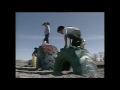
16 12 104 60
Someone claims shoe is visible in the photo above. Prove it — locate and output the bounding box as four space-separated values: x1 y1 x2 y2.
42 41 46 45
77 46 80 48
42 41 49 46
80 39 86 49
38 68 42 71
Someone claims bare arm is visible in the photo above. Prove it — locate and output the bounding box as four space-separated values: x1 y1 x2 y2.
32 51 34 56
69 38 72 45
64 35 67 46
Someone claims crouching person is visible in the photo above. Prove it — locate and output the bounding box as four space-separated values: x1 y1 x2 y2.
57 26 86 48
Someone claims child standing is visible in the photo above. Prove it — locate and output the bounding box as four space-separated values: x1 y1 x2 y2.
42 22 50 44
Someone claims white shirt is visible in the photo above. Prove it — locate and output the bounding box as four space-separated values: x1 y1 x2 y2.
44 25 50 35
63 27 80 35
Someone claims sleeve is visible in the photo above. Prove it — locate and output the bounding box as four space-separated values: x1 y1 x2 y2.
47 25 50 34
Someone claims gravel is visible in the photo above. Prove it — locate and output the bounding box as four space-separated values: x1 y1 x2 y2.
16 60 104 78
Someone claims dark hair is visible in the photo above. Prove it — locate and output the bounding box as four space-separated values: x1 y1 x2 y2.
46 22 50 25
57 26 65 32
42 22 50 25
34 47 37 49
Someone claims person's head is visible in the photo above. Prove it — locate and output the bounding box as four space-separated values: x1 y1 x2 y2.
34 47 37 51
42 22 50 26
46 22 50 25
57 26 65 34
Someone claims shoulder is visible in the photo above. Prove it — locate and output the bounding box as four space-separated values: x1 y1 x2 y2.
64 27 80 30
46 25 50 28
64 27 72 29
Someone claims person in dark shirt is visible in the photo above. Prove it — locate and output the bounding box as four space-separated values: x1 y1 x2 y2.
32 47 38 57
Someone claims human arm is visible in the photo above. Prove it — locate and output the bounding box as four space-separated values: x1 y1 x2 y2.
32 52 34 56
64 35 67 46
64 35 68 48
69 38 72 46
32 51 37 57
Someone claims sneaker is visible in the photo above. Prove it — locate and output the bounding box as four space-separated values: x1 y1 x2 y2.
80 39 86 49
38 68 42 71
42 41 49 46
77 46 80 48
43 41 47 44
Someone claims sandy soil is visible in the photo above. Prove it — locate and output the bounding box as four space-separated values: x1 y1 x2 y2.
15 60 104 78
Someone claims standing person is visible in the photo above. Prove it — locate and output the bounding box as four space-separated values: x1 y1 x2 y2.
57 26 86 48
42 22 50 44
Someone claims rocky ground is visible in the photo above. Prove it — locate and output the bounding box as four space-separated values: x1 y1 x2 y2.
15 60 104 78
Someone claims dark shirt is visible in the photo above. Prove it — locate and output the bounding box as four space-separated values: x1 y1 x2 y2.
32 50 37 56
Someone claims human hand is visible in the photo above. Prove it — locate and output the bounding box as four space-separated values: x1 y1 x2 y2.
64 44 68 49
69 45 72 47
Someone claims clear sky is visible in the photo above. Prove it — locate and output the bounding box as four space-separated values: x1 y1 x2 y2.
16 12 104 60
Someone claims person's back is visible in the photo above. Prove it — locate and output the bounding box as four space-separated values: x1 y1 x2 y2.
63 26 81 37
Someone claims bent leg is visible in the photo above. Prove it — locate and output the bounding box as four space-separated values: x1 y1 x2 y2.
68 34 83 46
